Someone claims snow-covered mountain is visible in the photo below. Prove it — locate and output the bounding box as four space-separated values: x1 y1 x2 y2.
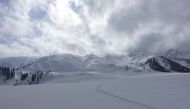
164 49 190 59
22 54 85 72
0 49 190 73
143 56 190 72
0 56 38 69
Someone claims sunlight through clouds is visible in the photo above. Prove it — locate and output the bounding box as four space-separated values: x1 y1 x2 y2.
0 0 190 57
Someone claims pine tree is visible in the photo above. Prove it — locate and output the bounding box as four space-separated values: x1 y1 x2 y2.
31 74 36 82
21 73 28 80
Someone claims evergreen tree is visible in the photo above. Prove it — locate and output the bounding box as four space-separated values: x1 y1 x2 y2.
21 73 28 80
31 74 36 82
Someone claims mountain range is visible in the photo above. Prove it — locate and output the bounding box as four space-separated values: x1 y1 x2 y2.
0 49 190 73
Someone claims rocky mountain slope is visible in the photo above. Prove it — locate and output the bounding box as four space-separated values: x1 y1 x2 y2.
0 49 190 73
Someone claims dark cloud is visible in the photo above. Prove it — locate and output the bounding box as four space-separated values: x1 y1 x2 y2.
90 35 106 46
131 33 163 53
108 0 190 33
108 7 147 33
107 0 190 52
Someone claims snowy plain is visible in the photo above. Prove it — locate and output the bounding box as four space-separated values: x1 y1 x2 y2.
0 71 190 109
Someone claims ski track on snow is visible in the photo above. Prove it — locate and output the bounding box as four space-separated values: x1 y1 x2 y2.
97 83 156 109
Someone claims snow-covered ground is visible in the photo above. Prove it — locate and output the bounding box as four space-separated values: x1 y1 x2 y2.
0 71 190 109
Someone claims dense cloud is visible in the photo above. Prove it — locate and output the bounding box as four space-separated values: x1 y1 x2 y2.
0 0 190 57
109 0 190 52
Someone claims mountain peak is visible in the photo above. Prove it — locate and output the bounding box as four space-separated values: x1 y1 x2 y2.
164 49 187 58
83 54 100 62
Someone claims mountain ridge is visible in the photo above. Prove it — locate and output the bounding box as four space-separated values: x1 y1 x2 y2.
0 49 190 73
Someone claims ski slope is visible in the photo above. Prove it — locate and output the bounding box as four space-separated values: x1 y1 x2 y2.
0 72 190 109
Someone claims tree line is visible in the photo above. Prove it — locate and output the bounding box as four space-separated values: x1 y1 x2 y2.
0 66 49 85
0 66 15 81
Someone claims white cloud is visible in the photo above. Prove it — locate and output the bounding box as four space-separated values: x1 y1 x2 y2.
0 0 190 57
48 0 82 27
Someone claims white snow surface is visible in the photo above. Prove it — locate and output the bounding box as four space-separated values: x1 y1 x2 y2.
0 71 190 109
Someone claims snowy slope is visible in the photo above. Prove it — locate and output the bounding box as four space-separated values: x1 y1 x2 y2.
23 54 85 72
83 54 100 62
163 49 190 69
143 56 190 72
171 58 190 68
0 72 190 109
84 55 124 71
23 54 126 72
0 49 190 73
164 49 190 59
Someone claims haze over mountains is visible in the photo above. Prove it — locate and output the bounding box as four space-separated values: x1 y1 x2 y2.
0 49 190 73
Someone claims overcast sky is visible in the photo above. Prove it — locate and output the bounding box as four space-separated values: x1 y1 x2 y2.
0 0 190 57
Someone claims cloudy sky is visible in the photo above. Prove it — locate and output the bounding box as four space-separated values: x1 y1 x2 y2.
0 0 190 57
